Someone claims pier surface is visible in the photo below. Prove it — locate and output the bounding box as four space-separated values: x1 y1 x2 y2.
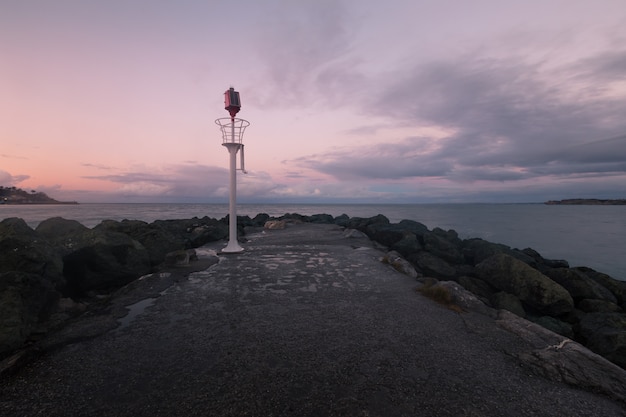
1 223 623 416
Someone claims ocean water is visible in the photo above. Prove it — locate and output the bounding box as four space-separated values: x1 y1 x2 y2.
1 203 624 281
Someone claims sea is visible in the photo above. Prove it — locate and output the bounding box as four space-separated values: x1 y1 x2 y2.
1 203 624 281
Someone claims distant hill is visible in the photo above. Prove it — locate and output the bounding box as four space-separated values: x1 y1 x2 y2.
545 198 626 205
0 186 78 205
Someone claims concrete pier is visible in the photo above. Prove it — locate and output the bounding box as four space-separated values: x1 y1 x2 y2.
1 224 623 416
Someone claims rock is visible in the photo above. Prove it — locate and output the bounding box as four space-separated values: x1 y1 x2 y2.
382 251 419 279
94 219 184 266
462 238 536 267
423 229 464 264
431 281 497 318
333 213 350 227
491 291 526 317
264 220 286 230
345 214 390 231
545 268 617 304
408 251 457 279
37 217 152 295
164 249 198 267
578 299 623 313
61 230 151 296
343 228 368 239
531 316 574 339
365 223 407 248
521 247 569 272
496 310 626 404
396 219 429 239
0 271 59 357
0 218 65 290
456 276 495 305
35 217 88 245
576 312 626 369
574 267 626 307
251 213 270 226
307 214 334 224
152 217 228 248
476 253 574 316
462 238 513 265
391 233 422 258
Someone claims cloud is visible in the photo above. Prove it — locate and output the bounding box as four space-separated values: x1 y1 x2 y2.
0 169 30 185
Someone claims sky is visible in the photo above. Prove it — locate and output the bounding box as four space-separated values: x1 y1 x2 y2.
2 0 626 204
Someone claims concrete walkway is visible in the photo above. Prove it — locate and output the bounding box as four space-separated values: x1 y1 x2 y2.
1 223 624 416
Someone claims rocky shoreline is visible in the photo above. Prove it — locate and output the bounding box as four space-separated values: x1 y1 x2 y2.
545 198 626 205
1 212 625 376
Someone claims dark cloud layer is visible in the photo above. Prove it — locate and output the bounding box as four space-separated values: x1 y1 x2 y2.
287 47 626 197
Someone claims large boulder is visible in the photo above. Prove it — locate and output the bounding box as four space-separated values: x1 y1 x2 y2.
408 251 457 279
521 247 569 273
0 218 64 290
0 271 59 357
497 310 626 403
345 214 390 232
576 312 626 369
462 238 513 265
390 233 422 258
545 268 617 304
574 267 626 308
93 219 184 266
61 230 151 295
423 228 464 264
152 217 228 248
462 238 535 267
476 253 574 316
37 218 151 296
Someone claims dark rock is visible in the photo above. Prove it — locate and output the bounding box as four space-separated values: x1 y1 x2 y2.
491 291 526 317
0 218 65 290
574 267 626 306
164 249 198 267
345 214 390 231
462 238 513 265
423 229 464 264
382 251 419 279
456 276 495 305
365 223 409 248
578 299 623 313
521 247 569 272
576 312 626 369
546 268 618 304
531 316 574 339
94 219 184 266
61 230 151 296
462 238 537 268
333 214 350 227
35 217 88 243
0 271 60 357
396 219 429 239
431 281 497 318
251 213 271 227
476 253 574 316
408 251 457 278
152 217 228 248
391 233 422 258
307 213 334 224
497 310 626 403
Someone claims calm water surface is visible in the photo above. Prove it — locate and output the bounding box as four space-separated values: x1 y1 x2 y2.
1 203 624 280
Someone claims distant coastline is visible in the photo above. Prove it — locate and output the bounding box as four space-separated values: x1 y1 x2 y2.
0 186 78 205
545 198 626 205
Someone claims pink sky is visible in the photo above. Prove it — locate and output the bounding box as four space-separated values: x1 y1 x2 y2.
2 0 626 203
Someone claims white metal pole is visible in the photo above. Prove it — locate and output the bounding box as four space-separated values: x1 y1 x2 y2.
222 142 243 253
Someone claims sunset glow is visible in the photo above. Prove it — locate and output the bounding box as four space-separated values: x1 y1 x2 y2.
2 0 625 203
